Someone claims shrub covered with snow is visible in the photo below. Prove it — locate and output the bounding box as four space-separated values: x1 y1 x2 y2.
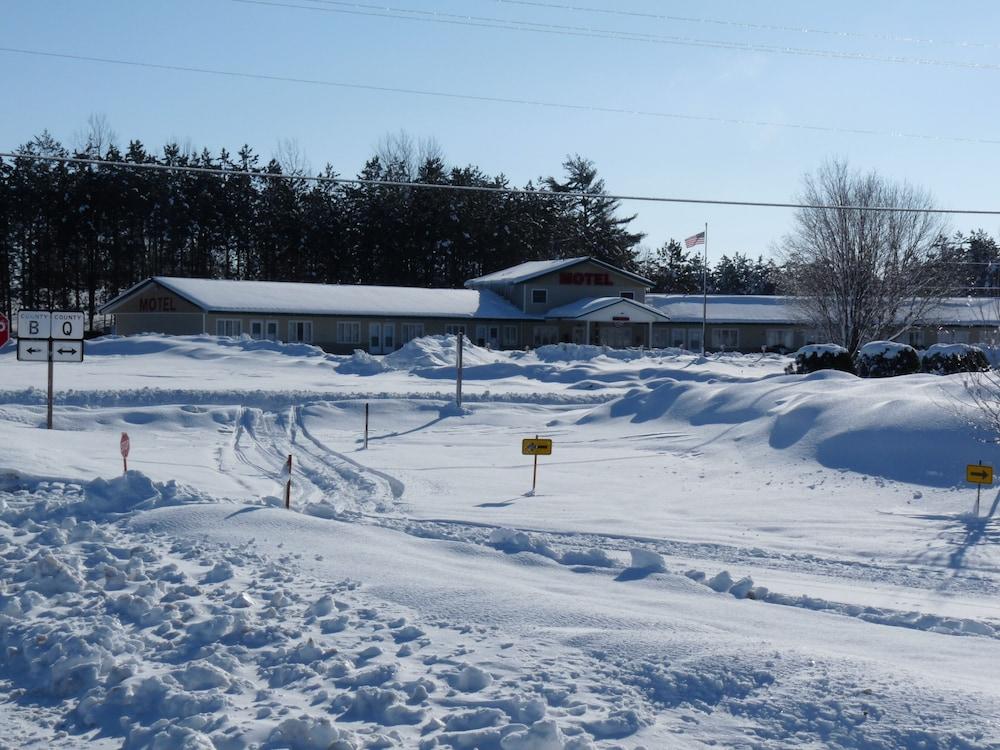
786 344 853 375
853 341 920 378
919 343 991 375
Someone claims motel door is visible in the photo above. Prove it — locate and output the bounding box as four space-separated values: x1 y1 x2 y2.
369 322 396 354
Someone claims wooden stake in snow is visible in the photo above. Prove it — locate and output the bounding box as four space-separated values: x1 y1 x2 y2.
120 432 130 475
284 454 292 509
363 402 369 450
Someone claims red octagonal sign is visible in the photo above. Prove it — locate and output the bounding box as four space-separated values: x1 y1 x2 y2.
0 314 9 349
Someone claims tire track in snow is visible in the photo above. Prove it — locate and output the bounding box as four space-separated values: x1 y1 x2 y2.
229 406 1000 638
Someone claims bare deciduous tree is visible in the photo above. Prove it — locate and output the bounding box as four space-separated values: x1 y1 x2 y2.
779 159 950 353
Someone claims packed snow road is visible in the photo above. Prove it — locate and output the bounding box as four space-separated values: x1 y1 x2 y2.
0 335 998 748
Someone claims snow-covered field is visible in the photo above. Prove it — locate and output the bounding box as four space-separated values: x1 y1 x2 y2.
1 334 998 749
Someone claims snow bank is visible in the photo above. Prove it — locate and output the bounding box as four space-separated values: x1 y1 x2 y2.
335 349 393 375
87 333 332 360
384 335 504 369
580 370 988 486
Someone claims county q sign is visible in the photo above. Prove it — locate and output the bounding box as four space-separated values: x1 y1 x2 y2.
52 311 85 340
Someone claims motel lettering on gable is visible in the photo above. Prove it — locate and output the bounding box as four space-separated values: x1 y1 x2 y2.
137 296 179 313
557 271 615 286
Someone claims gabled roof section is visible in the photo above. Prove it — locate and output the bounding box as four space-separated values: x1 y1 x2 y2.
465 257 654 288
546 296 670 321
101 277 537 320
99 278 192 314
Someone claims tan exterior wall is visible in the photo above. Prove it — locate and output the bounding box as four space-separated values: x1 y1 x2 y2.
511 261 648 315
115 312 206 336
203 313 530 354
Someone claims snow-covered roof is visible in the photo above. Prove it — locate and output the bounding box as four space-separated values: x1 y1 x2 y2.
646 295 804 324
917 297 1000 326
647 294 1000 326
102 277 536 320
465 257 653 287
546 296 670 321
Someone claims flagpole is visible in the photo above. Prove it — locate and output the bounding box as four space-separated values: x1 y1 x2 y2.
701 222 708 356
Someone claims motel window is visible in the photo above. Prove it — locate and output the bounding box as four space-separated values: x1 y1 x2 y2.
502 325 519 347
216 319 242 337
687 329 704 352
670 328 687 349
532 325 559 346
445 325 466 336
288 320 313 344
531 289 548 305
401 323 424 342
712 328 739 350
907 329 925 348
336 321 360 345
939 328 971 344
651 327 671 348
250 320 264 340
265 320 279 341
765 329 795 351
619 291 635 300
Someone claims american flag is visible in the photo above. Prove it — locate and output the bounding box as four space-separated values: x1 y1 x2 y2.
685 232 706 248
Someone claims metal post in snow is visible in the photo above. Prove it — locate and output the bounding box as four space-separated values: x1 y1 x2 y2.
531 434 539 494
701 222 708 357
284 454 292 509
46 340 54 430
975 460 983 517
456 332 464 408
364 402 369 450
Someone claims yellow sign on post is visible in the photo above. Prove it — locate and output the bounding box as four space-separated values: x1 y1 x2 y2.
523 436 552 496
522 438 553 456
967 464 993 485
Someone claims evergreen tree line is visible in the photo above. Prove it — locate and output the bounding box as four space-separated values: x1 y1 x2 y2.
2 126 998 329
0 129 643 327
636 239 782 296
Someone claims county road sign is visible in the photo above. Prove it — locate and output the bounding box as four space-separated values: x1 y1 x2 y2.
51 340 84 363
17 339 48 362
52 311 85 340
0 314 8 348
17 310 51 339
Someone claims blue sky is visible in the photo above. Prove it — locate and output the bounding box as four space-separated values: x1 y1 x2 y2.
4 0 1000 264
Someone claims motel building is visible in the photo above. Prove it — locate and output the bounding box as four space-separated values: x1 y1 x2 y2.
100 256 1000 354
99 257 671 353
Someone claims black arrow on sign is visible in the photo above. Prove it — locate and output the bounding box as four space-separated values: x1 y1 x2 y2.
970 469 990 480
27 347 41 354
57 347 77 355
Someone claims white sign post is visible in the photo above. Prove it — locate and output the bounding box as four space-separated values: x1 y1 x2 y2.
16 310 85 429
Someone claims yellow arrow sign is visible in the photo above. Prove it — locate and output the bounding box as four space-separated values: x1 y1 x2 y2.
967 464 993 485
522 438 553 456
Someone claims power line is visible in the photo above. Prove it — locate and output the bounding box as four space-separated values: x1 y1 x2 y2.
3 151 999 216
2 46 998 147
488 0 1000 52
239 0 1000 72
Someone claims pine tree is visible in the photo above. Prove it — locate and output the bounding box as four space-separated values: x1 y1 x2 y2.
543 155 644 268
